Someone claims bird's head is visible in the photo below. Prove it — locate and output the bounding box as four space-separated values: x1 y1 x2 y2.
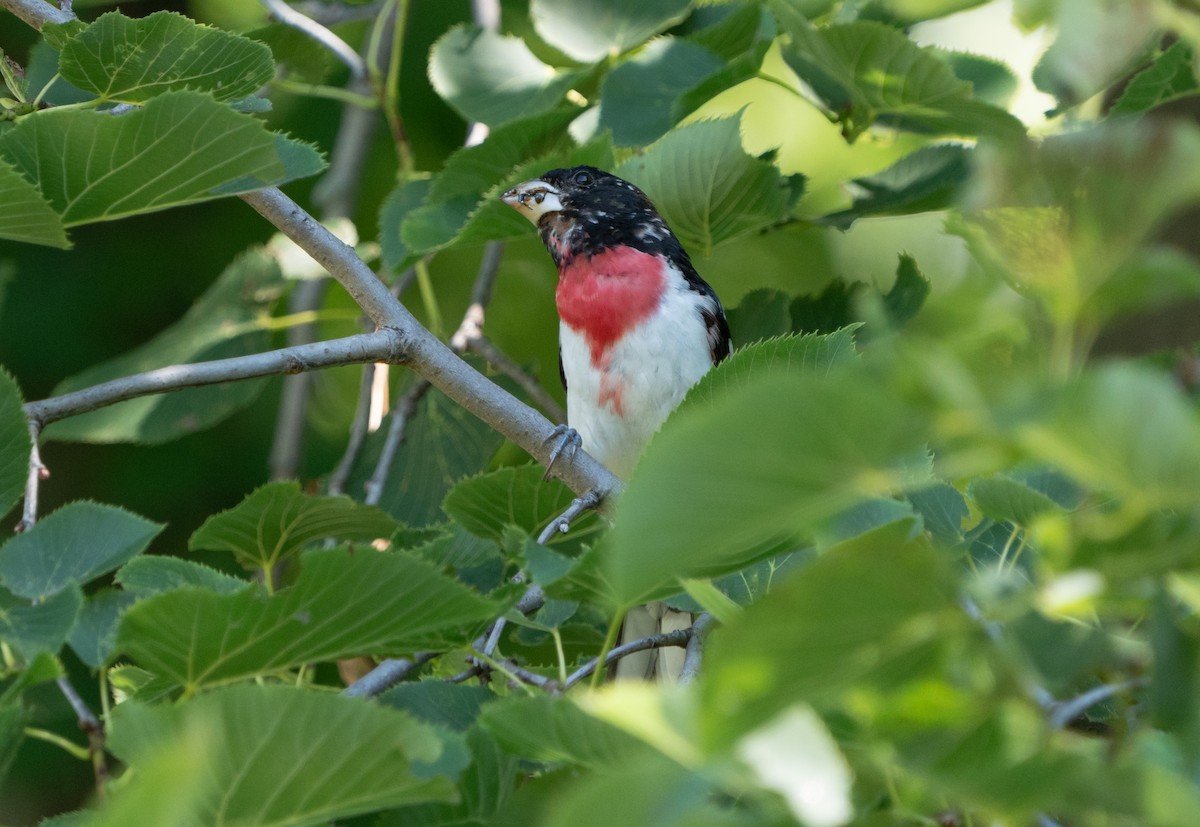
502 166 672 267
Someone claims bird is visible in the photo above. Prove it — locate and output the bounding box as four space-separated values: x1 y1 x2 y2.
502 165 731 679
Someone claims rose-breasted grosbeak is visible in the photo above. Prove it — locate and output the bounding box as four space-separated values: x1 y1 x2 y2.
502 165 731 679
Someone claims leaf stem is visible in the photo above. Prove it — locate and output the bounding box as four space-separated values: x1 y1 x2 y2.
274 78 378 108
590 609 624 689
25 727 90 761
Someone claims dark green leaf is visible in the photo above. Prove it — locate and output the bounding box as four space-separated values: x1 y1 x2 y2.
882 254 932 327
108 685 460 825
59 11 274 103
0 369 29 520
0 584 81 660
115 555 249 597
0 156 68 248
247 22 331 85
725 289 794 344
941 50 1020 108
379 178 432 273
683 4 765 61
598 38 723 146
117 547 506 690
189 480 400 572
44 249 286 444
530 0 692 63
68 587 135 669
826 144 970 227
381 682 498 732
907 482 969 545
616 117 798 255
0 91 325 227
429 25 588 127
0 502 162 600
443 464 599 547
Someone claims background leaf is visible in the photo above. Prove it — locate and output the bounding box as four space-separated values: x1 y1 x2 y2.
0 158 68 248
530 0 692 63
0 369 30 521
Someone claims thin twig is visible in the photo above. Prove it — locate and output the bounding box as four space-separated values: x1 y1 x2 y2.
495 658 559 692
1048 679 1145 731
563 627 693 690
17 422 45 532
56 677 108 793
340 651 438 698
363 379 431 506
537 487 607 546
24 330 403 428
678 612 715 685
260 0 366 80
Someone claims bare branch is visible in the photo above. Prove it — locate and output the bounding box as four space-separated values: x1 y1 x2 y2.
24 330 402 428
563 627 693 690
363 379 431 506
260 0 366 80
1 0 72 28
678 612 715 685
17 422 45 532
340 651 438 698
56 676 108 793
292 0 383 25
1048 679 1145 731
327 363 377 495
537 486 607 546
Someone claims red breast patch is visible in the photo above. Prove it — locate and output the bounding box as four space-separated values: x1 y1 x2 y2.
556 246 666 366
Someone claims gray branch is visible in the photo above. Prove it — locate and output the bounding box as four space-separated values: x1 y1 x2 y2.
563 627 693 689
678 612 715 685
260 0 366 79
3 0 71 28
340 651 437 698
23 330 402 427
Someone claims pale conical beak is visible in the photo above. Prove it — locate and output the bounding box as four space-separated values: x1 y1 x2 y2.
501 179 564 224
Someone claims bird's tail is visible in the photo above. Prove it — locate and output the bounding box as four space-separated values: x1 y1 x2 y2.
613 601 692 682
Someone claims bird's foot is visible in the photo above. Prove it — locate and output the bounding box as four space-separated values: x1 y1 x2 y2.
543 424 581 481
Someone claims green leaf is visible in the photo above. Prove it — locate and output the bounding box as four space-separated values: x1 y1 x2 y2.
381 682 497 732
1020 364 1200 509
773 8 1024 141
68 587 135 669
0 156 68 248
478 695 653 767
702 538 955 745
941 50 1020 108
443 464 598 546
189 481 400 572
862 0 991 24
347 386 508 527
826 144 970 227
907 482 969 545
968 474 1062 526
0 584 81 660
115 556 249 597
429 25 588 127
1111 41 1199 116
0 502 163 600
883 253 932 327
607 364 930 605
677 327 860 415
0 90 325 227
597 38 724 147
58 11 274 103
379 178 432 273
531 0 692 63
616 117 799 256
117 547 506 690
1032 0 1158 109
682 4 764 61
108 685 459 826
0 651 63 706
725 289 794 344
0 368 30 520
0 705 26 786
247 22 331 85
43 248 287 444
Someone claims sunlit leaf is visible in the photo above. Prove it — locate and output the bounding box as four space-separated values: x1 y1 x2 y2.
479 695 654 767
58 11 274 103
530 0 692 63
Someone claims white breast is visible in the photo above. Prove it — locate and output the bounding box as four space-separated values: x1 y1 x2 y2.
560 277 714 479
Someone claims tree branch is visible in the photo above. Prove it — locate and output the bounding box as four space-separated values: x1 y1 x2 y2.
2 0 71 28
23 330 403 428
679 612 715 685
56 676 108 794
261 0 366 80
563 627 693 689
17 422 45 532
339 651 437 698
363 378 430 505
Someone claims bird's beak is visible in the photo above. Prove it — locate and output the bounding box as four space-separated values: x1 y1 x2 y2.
501 179 564 224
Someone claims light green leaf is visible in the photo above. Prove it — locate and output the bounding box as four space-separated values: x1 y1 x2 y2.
1111 41 1199 116
0 584 81 660
429 25 588 127
0 90 325 227
478 695 653 767
115 555 249 597
531 0 692 63
598 38 724 147
0 368 30 520
677 327 860 415
443 464 599 546
0 502 163 600
189 480 400 572
968 474 1062 526
107 685 459 826
702 538 955 745
59 11 274 103
773 8 1024 140
117 547 506 690
68 587 136 669
863 0 990 24
0 157 68 248
616 117 800 256
606 364 931 605
44 248 286 444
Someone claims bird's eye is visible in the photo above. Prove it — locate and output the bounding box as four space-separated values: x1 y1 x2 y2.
572 171 593 186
